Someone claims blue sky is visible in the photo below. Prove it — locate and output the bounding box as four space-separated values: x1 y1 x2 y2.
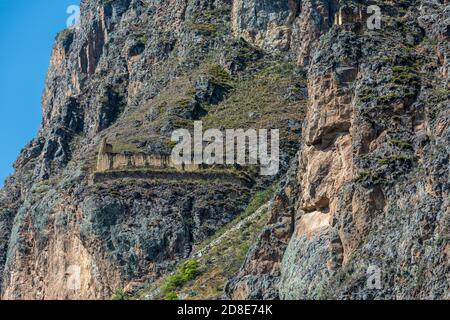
0 0 80 187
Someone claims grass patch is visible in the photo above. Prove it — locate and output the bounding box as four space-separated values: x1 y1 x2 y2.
377 155 410 166
389 140 412 148
112 289 129 300
432 88 450 98
189 23 218 35
202 61 306 155
209 65 231 85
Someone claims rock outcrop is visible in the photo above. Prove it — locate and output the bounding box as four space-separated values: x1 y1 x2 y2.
227 0 450 300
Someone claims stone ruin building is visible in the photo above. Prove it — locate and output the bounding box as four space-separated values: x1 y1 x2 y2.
96 138 198 173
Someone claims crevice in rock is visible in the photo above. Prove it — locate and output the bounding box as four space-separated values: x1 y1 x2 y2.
287 0 301 26
79 20 106 75
328 232 344 271
302 196 330 214
183 196 195 257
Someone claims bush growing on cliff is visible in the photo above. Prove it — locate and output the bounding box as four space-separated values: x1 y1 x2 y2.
161 260 200 300
164 292 179 300
111 288 129 300
432 88 450 98
189 23 218 35
56 29 73 42
209 65 231 85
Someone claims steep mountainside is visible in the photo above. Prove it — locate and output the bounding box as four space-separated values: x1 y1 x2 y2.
0 0 449 300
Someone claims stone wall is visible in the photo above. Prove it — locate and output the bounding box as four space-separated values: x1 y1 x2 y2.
96 139 199 173
92 170 253 187
96 151 172 172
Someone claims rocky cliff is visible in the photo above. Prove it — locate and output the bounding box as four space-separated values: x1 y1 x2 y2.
227 0 450 300
0 0 449 300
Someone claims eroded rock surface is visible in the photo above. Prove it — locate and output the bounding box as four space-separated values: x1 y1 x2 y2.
227 0 450 300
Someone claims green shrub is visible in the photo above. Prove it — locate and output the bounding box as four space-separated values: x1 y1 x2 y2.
432 88 450 97
391 65 419 86
98 94 109 104
390 140 412 148
135 34 148 46
209 65 231 84
164 292 179 300
176 98 193 108
32 184 50 194
111 289 129 300
161 260 200 299
190 23 217 35
378 155 410 165
179 260 199 280
56 29 73 42
354 170 372 183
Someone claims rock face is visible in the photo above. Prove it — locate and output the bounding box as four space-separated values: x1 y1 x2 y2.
227 0 450 300
0 0 449 300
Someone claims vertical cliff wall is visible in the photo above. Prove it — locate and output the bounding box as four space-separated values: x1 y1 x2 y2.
227 0 449 300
